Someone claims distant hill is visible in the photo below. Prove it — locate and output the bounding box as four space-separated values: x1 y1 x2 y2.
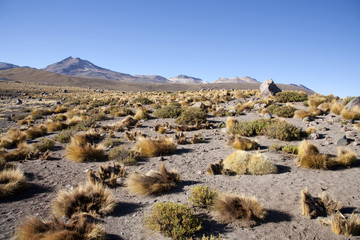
169 75 206 84
0 67 315 94
290 83 313 92
213 76 259 83
0 62 20 70
43 57 170 83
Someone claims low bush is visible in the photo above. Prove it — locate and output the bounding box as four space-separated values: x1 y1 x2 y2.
154 103 183 118
275 91 308 103
33 138 55 152
189 185 218 208
175 108 207 125
144 202 202 239
272 105 296 118
109 146 139 166
228 119 271 137
265 120 301 141
134 97 152 105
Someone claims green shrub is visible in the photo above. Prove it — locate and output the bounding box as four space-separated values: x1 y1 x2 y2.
189 185 218 208
109 146 139 166
144 202 202 239
269 144 283 152
275 91 308 103
228 119 272 137
266 104 279 115
273 105 296 118
154 103 183 118
175 108 207 125
266 121 301 141
55 129 75 143
33 138 55 152
103 137 122 148
282 145 298 154
134 97 152 105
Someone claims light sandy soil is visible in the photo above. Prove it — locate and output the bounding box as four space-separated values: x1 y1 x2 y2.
0 97 359 240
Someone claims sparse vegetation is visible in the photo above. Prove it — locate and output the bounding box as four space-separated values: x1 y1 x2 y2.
154 103 183 118
65 134 106 162
133 136 176 157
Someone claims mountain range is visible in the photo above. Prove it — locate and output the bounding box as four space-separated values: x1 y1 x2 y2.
0 57 312 91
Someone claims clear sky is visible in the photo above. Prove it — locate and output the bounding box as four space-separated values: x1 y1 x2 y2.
0 0 359 97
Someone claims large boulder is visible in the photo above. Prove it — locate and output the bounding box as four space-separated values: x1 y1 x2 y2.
345 97 360 110
260 79 282 98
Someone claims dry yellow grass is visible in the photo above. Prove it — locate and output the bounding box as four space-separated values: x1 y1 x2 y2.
211 193 267 225
133 136 176 157
337 147 357 166
133 108 149 120
354 123 360 130
120 115 138 128
0 168 26 198
45 120 68 132
0 142 32 162
0 128 26 148
126 164 180 196
330 213 360 236
340 107 360 120
15 214 105 240
65 134 105 162
305 127 316 135
66 116 83 126
308 95 326 108
52 182 115 218
301 187 342 219
229 136 258 151
225 117 238 129
25 124 47 139
330 100 344 115
223 150 277 175
293 110 311 119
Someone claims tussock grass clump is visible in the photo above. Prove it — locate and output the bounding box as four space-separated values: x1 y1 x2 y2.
120 115 138 128
133 97 152 105
294 110 312 119
134 108 150 120
0 168 26 198
308 95 327 108
297 141 357 169
282 145 298 154
52 182 115 218
337 147 357 166
340 107 360 120
330 100 344 115
133 136 176 158
175 107 207 125
305 127 316 135
275 91 308 103
0 128 26 148
108 146 139 166
265 120 301 141
46 121 68 132
88 162 127 187
228 135 258 150
189 185 218 208
236 101 255 113
225 117 238 129
330 213 360 236
54 106 68 113
153 103 183 118
211 193 266 225
144 202 202 239
15 214 105 240
223 150 277 175
65 135 106 162
31 108 53 120
124 130 145 142
0 142 32 162
25 124 47 139
301 187 342 219
126 164 180 196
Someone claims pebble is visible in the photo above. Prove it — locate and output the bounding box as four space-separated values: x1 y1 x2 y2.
335 136 349 146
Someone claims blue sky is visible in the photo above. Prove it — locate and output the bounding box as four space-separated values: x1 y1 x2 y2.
0 0 359 97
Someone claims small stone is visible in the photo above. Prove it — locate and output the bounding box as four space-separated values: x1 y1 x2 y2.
263 113 272 119
303 116 313 122
15 99 22 105
335 136 349 146
63 89 68 93
309 133 320 139
197 170 204 175
192 102 204 109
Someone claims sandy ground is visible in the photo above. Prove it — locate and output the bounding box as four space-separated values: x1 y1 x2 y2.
0 99 360 240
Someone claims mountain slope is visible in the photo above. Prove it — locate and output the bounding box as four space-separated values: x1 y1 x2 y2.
43 57 170 83
168 75 206 84
213 76 259 83
0 62 20 70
